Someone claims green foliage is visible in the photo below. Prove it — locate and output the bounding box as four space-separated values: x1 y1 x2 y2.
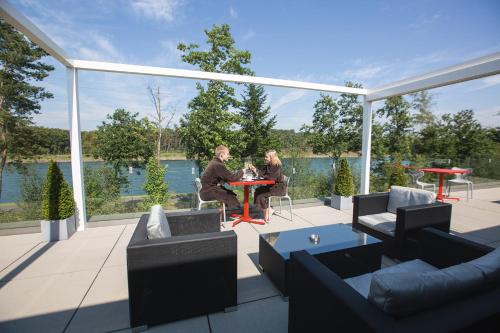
143 157 169 208
376 96 413 157
177 24 253 165
387 156 408 187
302 83 363 160
17 166 44 220
239 84 279 162
83 166 121 217
94 108 154 175
0 19 54 199
334 158 355 196
411 90 435 127
42 161 75 220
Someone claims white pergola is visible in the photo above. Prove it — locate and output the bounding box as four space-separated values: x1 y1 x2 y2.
2 0 500 231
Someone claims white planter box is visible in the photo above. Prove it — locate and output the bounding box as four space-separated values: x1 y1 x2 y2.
40 215 76 242
331 194 353 211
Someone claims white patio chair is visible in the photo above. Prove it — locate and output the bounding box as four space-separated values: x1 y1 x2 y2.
409 170 435 192
268 175 293 222
194 177 226 222
446 167 474 200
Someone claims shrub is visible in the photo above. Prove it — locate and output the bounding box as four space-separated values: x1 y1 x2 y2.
388 156 408 187
42 161 75 220
142 158 169 209
18 166 44 220
84 165 121 217
334 158 355 196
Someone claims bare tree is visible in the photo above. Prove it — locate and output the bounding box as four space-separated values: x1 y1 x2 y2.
147 85 176 165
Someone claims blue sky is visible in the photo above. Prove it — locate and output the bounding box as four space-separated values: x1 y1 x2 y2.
9 0 500 130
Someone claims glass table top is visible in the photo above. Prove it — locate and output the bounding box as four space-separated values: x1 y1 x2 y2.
260 224 381 260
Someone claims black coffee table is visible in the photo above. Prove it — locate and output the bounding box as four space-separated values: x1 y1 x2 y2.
258 224 382 298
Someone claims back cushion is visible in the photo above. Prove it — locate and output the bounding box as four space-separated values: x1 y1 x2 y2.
387 186 411 214
147 204 172 239
409 188 436 206
468 247 500 282
368 261 485 317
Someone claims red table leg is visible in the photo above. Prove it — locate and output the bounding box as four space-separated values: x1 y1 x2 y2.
436 173 460 202
231 185 265 227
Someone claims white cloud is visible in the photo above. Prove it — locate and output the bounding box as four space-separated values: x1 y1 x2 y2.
344 65 384 80
229 6 238 19
242 30 256 41
469 75 500 91
409 13 443 31
473 105 500 128
131 0 183 23
271 90 307 111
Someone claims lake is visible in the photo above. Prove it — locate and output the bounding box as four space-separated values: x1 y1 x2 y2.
1 158 362 204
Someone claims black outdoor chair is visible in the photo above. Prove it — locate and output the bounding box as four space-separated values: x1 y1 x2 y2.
127 209 237 330
352 188 452 259
288 228 500 333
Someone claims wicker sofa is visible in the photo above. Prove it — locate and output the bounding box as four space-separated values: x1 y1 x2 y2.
352 186 452 259
127 209 237 330
288 228 500 333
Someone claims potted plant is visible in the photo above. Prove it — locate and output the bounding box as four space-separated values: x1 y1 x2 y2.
331 158 355 210
40 161 76 242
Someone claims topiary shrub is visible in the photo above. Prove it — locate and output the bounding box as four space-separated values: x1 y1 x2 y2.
334 158 355 196
42 161 75 220
388 157 408 187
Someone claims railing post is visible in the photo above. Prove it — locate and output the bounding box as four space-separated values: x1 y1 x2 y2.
67 67 87 230
360 97 372 194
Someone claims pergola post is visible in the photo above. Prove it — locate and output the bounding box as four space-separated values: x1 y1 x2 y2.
360 97 373 194
67 67 87 230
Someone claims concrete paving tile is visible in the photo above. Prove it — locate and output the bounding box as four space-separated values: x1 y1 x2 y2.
0 234 42 272
104 224 137 268
115 315 210 333
0 270 96 333
0 236 118 281
250 215 312 234
69 225 125 240
65 265 129 333
209 296 288 333
237 252 279 303
224 222 260 251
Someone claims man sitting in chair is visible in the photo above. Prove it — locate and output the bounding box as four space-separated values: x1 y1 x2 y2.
200 145 244 212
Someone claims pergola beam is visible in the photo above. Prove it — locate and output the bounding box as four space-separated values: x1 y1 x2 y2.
71 59 368 95
0 0 72 67
366 52 500 101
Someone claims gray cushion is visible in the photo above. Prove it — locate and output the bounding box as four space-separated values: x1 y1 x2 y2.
408 187 436 206
367 261 485 316
345 259 438 299
387 186 411 214
468 247 500 281
358 212 397 236
146 204 172 239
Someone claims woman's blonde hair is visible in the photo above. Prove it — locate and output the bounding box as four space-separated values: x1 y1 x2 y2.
266 150 282 166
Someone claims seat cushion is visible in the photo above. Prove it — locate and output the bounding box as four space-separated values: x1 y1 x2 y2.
146 204 172 239
408 187 436 206
345 259 438 299
387 186 411 213
367 261 485 317
468 247 500 281
358 212 397 236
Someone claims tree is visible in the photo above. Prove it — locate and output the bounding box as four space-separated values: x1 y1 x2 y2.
239 84 278 162
336 82 364 153
93 108 154 177
411 90 435 128
42 161 75 220
147 85 176 164
143 157 169 208
301 93 346 160
83 165 121 217
177 24 253 168
376 96 413 157
0 19 54 199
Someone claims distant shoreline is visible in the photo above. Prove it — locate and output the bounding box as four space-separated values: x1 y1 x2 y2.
22 151 360 163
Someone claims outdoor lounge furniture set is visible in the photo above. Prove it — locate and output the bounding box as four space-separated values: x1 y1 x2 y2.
126 186 498 332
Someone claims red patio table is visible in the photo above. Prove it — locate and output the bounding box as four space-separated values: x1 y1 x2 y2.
228 179 275 227
418 168 470 201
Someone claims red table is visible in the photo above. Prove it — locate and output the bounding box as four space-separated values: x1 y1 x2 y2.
228 179 275 227
418 168 470 201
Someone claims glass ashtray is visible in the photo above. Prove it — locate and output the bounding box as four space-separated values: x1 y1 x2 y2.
309 234 320 244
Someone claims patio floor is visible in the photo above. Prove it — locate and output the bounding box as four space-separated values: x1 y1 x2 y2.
1 187 499 333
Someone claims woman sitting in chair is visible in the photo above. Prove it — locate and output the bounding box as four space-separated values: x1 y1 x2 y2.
249 150 286 222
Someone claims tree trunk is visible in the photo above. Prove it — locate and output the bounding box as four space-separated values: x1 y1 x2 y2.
0 143 6 200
